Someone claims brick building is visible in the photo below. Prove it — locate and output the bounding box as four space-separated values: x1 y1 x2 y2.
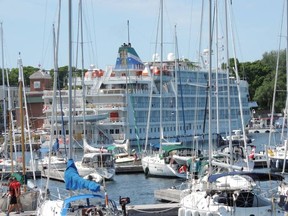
25 69 52 130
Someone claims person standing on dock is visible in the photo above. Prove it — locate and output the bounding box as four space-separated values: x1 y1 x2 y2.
6 177 19 216
14 179 24 213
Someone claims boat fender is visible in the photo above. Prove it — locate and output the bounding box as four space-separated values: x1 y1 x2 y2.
192 210 200 216
184 209 193 216
144 167 149 176
276 160 279 169
178 207 186 216
85 207 103 216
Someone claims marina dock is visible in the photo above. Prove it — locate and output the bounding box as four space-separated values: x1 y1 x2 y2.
0 170 41 180
115 164 143 174
127 203 180 216
154 189 181 203
0 211 36 216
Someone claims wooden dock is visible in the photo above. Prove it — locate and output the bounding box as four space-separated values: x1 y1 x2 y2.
127 203 180 216
0 170 41 180
0 211 36 215
154 189 181 203
115 164 143 174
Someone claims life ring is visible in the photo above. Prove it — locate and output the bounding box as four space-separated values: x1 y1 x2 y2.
85 207 103 216
144 167 149 176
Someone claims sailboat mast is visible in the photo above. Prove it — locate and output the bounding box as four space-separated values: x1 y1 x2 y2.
174 25 179 137
285 0 288 141
18 54 26 192
1 23 7 156
208 0 213 177
224 0 233 167
159 0 163 152
79 0 86 141
281 0 288 173
68 0 73 159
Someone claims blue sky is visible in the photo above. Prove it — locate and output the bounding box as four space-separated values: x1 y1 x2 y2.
0 0 286 70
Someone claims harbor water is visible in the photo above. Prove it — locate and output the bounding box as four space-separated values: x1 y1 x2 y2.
7 132 286 206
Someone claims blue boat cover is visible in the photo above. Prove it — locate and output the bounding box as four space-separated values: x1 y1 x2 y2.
61 194 104 216
208 171 284 183
64 159 101 192
52 138 59 153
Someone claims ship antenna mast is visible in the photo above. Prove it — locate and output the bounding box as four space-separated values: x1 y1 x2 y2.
127 20 130 44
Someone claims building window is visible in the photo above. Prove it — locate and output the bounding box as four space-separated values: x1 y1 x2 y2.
34 81 41 89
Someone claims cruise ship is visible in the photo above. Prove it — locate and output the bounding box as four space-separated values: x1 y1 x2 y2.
41 43 252 150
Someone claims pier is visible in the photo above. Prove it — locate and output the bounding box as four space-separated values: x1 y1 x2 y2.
0 170 41 180
115 164 143 174
154 189 181 203
127 203 179 216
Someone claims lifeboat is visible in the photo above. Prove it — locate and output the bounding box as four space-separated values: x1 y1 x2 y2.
110 72 116 77
92 69 104 78
84 71 91 78
142 68 149 76
152 66 160 75
110 112 119 121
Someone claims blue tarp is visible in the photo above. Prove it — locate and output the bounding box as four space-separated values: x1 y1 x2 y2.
52 138 59 153
64 159 100 192
61 194 104 216
39 148 49 154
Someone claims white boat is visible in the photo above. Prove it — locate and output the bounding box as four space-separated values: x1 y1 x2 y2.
37 159 124 216
222 129 253 145
75 152 115 181
36 139 67 170
142 145 198 178
179 172 285 216
268 141 288 172
107 145 140 166
38 154 67 170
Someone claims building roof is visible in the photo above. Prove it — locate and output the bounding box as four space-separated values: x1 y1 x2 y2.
29 70 51 79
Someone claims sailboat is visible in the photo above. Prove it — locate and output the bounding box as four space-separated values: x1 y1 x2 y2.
179 1 285 215
141 0 198 179
267 1 288 172
0 23 19 174
0 57 40 213
37 1 128 215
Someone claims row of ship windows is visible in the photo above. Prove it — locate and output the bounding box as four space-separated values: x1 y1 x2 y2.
135 109 250 122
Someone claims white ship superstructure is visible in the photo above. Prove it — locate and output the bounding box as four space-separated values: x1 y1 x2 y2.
42 43 252 149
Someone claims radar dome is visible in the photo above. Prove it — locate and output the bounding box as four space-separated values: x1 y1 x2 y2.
167 53 175 61
152 53 159 61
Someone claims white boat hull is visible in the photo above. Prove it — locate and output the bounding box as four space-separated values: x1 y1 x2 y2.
141 154 187 179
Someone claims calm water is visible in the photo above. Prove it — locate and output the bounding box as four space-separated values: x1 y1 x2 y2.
16 132 286 205
34 174 183 205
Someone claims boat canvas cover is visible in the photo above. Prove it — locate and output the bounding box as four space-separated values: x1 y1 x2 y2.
208 171 284 183
61 194 104 216
64 159 100 192
52 138 59 153
115 43 143 69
